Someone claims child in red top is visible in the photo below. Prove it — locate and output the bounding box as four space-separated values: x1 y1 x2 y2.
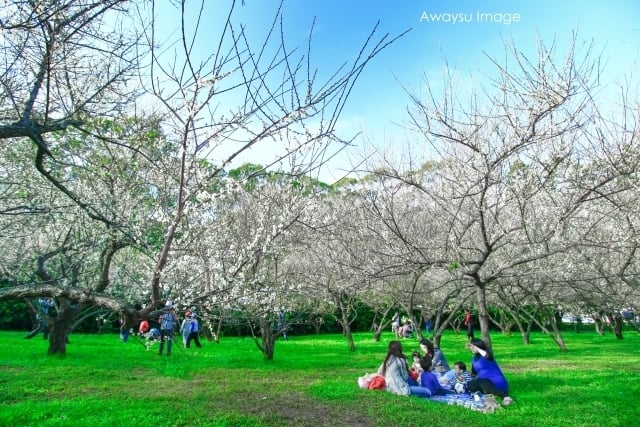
408 351 422 383
138 319 150 335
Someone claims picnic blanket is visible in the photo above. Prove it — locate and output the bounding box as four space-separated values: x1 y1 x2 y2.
428 393 502 413
357 375 503 413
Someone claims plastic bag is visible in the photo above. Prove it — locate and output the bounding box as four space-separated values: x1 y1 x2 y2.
367 375 386 390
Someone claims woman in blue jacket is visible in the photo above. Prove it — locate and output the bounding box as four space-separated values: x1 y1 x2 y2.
466 339 513 406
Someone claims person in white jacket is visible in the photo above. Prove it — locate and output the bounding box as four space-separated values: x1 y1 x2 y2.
377 340 411 396
180 311 192 347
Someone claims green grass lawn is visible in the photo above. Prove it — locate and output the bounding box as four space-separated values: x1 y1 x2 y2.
1 329 638 427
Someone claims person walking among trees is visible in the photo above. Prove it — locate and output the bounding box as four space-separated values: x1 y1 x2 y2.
391 312 400 337
180 311 192 347
186 311 202 348
464 308 475 340
119 314 129 343
158 302 178 356
423 312 432 334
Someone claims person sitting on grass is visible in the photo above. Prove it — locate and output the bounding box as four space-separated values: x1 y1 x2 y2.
440 361 474 393
144 328 161 350
376 341 457 398
376 340 411 396
409 355 451 397
399 320 414 338
466 339 513 406
408 351 422 385
419 338 450 376
148 328 160 340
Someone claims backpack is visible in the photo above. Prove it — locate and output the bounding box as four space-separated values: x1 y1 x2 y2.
161 312 176 330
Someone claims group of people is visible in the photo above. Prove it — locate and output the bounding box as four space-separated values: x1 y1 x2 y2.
391 313 416 339
180 310 202 349
375 338 513 406
393 309 475 340
23 297 204 355
134 302 202 355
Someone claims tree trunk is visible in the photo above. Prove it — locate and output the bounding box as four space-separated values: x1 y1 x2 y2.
310 317 322 334
488 311 512 334
371 314 387 343
512 314 529 344
372 328 382 342
611 314 624 340
47 312 73 355
551 330 568 351
547 315 568 352
260 317 276 360
594 315 604 336
432 333 442 349
214 314 224 343
343 322 355 352
337 297 355 352
528 314 568 351
475 283 492 349
450 317 462 334
509 308 529 344
249 316 277 361
524 320 533 344
206 309 224 343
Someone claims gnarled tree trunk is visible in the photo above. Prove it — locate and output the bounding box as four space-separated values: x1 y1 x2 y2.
259 316 276 361
47 302 77 355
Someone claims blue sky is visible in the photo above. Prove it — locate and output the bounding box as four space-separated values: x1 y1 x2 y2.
156 1 640 182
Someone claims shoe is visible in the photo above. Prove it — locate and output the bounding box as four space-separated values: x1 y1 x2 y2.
502 396 513 406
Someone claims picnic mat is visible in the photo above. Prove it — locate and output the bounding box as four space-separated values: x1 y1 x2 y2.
428 393 502 413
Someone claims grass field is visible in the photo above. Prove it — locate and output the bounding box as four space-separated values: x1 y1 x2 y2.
0 329 638 427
